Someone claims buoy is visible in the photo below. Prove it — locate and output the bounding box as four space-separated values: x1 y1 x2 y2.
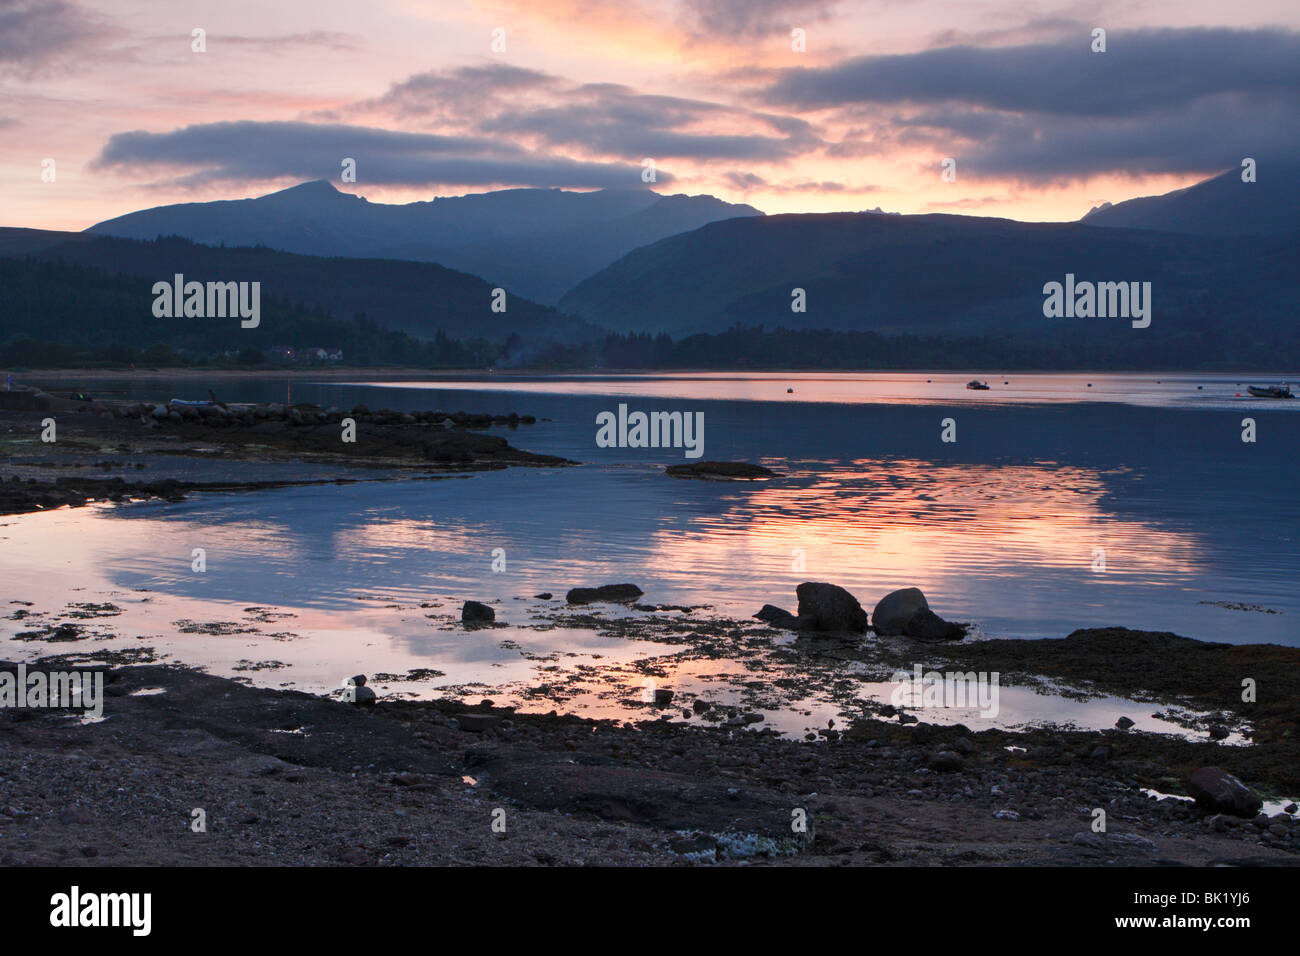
787 388 793 393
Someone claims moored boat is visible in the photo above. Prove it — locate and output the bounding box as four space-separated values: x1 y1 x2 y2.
1247 384 1295 398
966 380 990 390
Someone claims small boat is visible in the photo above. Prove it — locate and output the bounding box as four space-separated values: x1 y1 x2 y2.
966 380 990 390
1247 384 1295 398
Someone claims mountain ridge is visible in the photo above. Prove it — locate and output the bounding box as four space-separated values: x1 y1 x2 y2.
559 209 1298 338
86 181 763 304
1080 164 1300 236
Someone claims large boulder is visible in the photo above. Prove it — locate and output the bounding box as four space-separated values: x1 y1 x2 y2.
795 583 868 633
566 584 644 605
873 587 965 640
872 587 929 635
1185 767 1262 819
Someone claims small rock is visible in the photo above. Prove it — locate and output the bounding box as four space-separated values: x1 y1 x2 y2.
1185 767 1262 818
565 584 644 605
665 461 775 480
533 593 553 600
692 699 711 714
1110 833 1157 851
461 600 495 623
928 751 965 773
457 713 502 733
753 604 802 629
1208 724 1230 740
1115 716 1135 730
652 688 674 707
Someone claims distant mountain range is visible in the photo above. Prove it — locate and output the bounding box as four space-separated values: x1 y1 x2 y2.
4 165 1297 370
560 165 1300 338
87 182 762 305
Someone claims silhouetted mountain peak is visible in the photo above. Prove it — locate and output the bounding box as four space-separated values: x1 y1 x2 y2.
259 180 349 203
1080 164 1299 236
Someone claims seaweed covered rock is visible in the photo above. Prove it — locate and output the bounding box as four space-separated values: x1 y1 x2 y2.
566 584 644 605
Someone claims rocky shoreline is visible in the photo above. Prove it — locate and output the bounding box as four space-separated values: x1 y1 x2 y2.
0 384 568 515
2 611 1297 867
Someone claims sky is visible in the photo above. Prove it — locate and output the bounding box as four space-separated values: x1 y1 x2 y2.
3 0 1299 231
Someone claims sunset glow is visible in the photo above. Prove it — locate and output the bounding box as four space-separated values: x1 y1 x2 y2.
5 0 1299 230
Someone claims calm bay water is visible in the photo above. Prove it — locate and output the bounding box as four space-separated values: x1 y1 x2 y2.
2 371 1297 732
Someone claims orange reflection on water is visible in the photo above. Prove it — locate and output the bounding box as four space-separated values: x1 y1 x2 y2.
625 458 1205 613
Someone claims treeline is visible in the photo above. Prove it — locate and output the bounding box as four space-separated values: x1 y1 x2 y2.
0 257 497 368
5 255 1299 371
520 324 1300 371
